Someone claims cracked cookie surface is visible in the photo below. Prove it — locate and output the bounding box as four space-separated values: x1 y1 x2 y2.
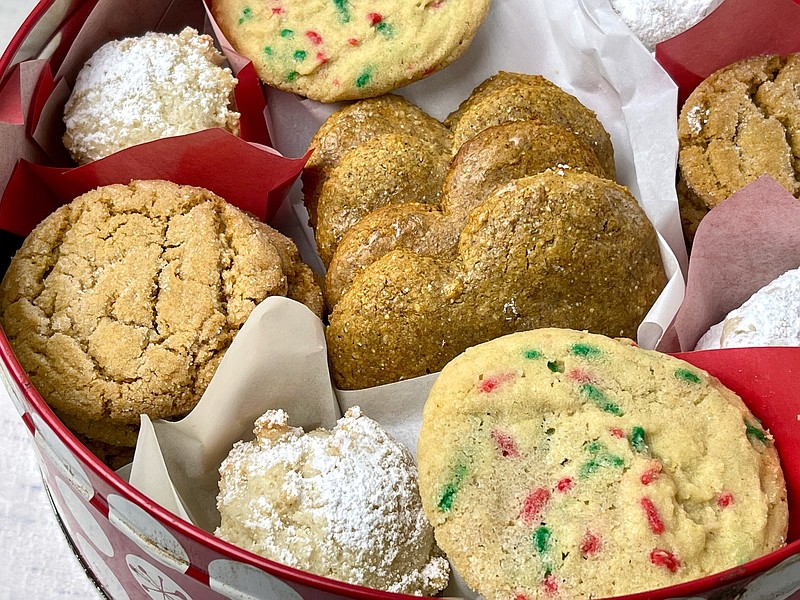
0 180 322 447
678 54 800 240
418 329 788 600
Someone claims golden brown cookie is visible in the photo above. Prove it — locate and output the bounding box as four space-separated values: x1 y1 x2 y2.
678 53 800 241
301 94 452 227
314 133 449 267
418 328 787 600
324 120 608 310
0 180 323 448
326 170 666 390
446 74 617 179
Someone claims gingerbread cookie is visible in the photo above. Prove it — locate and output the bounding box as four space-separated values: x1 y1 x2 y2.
0 180 322 448
446 73 617 179
326 170 665 389
211 0 491 102
418 329 788 600
216 407 449 594
63 28 239 164
324 120 608 309
678 54 800 241
301 94 451 227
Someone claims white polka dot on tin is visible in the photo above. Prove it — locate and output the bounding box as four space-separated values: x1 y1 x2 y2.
126 554 193 600
31 412 94 500
108 494 189 573
54 476 114 557
74 533 131 600
740 553 800 600
208 559 304 600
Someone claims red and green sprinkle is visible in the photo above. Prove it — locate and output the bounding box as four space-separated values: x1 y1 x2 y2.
438 463 467 512
238 6 253 25
333 0 351 22
580 384 623 416
570 342 602 359
650 548 680 572
355 67 373 88
491 429 521 458
640 497 665 534
628 426 647 453
675 367 701 384
520 487 550 525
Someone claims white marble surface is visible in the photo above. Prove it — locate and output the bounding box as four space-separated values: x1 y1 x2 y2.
0 3 103 598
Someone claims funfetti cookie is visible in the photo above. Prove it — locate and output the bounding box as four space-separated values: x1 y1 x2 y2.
418 328 788 600
211 0 492 102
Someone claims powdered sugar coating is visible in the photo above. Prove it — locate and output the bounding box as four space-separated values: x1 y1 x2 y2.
63 28 240 164
609 0 722 51
695 266 800 350
215 407 449 595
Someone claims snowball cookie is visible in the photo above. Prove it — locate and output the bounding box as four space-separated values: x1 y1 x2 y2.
0 180 323 449
211 0 491 102
215 407 449 595
696 266 800 350
418 329 787 600
63 28 240 164
609 0 722 51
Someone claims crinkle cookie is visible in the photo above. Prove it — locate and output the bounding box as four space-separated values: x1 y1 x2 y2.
211 0 491 102
63 28 239 164
678 54 800 241
418 329 788 600
326 170 666 390
324 120 607 309
0 180 322 449
695 266 800 350
446 72 617 179
301 94 452 227
216 407 450 595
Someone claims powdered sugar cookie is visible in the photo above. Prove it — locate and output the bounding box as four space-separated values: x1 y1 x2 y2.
211 0 491 102
216 407 449 595
695 266 800 350
609 0 723 51
63 28 239 164
418 329 787 600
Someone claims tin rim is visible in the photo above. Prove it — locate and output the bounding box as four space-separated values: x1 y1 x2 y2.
0 3 798 599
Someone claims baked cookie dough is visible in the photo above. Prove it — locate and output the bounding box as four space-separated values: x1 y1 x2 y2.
216 407 449 594
695 266 800 350
326 169 666 390
678 54 800 241
418 329 788 600
0 180 323 448
63 28 239 164
301 94 451 227
211 0 491 102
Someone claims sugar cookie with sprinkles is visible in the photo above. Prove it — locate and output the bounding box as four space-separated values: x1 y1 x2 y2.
418 329 788 600
211 0 492 102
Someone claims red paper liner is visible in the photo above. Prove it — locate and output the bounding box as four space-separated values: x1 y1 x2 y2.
0 128 311 237
655 0 800 106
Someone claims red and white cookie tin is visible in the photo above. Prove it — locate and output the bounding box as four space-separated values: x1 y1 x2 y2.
1 1 799 599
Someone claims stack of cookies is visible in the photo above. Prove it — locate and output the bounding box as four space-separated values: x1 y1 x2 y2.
304 72 667 390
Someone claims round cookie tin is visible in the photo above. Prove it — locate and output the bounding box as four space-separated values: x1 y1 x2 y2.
1 2 799 600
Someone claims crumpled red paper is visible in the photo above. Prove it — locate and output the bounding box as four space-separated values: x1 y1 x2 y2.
655 0 800 106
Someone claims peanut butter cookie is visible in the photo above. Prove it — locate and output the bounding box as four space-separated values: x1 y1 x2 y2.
678 54 800 241
0 180 322 448
326 170 665 390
